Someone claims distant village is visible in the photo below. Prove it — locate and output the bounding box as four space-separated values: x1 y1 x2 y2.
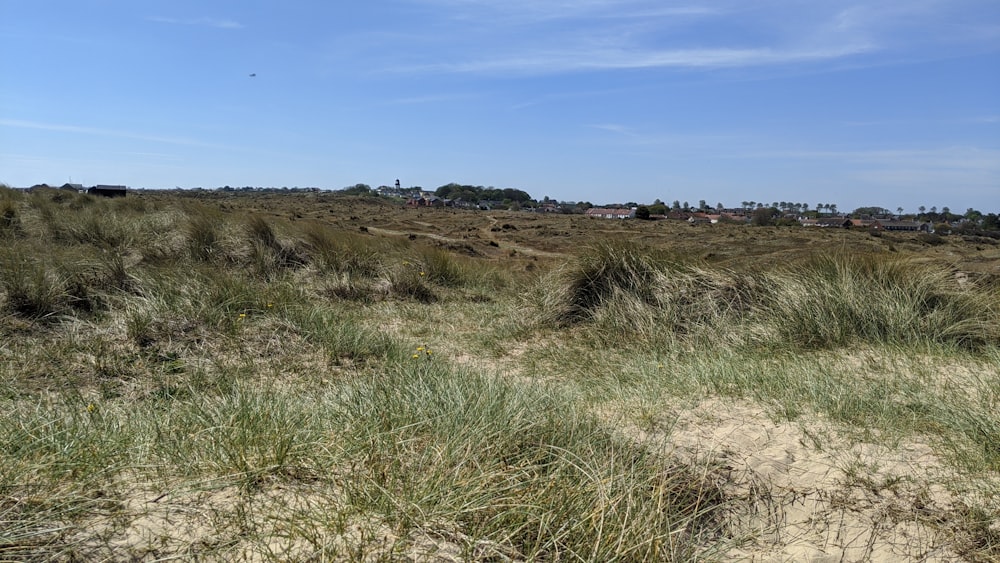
12 180 999 234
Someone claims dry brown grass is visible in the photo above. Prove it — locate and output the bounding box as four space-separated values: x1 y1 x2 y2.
2 189 998 561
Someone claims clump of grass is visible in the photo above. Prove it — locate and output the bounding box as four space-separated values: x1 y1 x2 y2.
0 252 70 320
536 246 999 350
186 208 223 262
761 254 1000 349
419 247 465 287
534 242 761 343
151 383 317 488
545 241 661 325
245 216 307 280
286 307 401 364
0 396 130 559
67 210 137 250
29 196 140 250
0 198 22 238
300 221 384 277
337 361 730 560
387 264 437 302
68 191 96 210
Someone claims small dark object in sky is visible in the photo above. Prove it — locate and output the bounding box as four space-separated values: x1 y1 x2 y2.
249 73 256 77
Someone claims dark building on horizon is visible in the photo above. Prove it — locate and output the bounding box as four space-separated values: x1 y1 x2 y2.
87 185 127 197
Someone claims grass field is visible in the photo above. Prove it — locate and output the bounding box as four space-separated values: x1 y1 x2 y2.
1 186 999 561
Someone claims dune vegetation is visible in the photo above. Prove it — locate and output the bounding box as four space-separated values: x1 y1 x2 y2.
1 186 998 561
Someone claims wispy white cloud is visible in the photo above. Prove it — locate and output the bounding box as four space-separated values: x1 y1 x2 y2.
397 44 874 75
384 0 998 77
147 16 244 29
0 118 235 150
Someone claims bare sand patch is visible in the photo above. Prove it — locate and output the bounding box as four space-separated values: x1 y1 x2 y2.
625 398 967 561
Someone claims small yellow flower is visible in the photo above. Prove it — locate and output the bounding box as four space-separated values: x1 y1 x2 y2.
239 313 247 319
657 364 664 369
86 403 96 413
417 346 424 351
419 271 425 276
412 354 420 359
266 302 274 308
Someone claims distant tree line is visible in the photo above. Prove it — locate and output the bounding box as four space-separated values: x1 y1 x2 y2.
433 183 533 205
329 182 998 226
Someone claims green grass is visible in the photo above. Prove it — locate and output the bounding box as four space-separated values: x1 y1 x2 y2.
531 243 1000 350
1 192 997 560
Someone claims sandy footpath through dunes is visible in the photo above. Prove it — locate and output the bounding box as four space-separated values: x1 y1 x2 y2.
626 399 971 562
365 219 566 259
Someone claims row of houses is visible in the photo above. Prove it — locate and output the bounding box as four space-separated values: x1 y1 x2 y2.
799 217 933 232
584 208 935 231
584 207 637 219
406 193 506 210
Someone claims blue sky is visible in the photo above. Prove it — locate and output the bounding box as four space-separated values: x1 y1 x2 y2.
1 1 998 212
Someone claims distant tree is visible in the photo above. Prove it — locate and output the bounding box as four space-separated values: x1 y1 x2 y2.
500 188 532 203
829 204 838 215
341 183 373 195
852 206 891 218
751 207 778 226
918 205 926 214
635 205 651 220
683 201 690 210
435 183 461 198
716 202 724 210
896 206 904 216
983 213 1000 230
698 199 707 210
648 202 667 215
672 200 681 210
